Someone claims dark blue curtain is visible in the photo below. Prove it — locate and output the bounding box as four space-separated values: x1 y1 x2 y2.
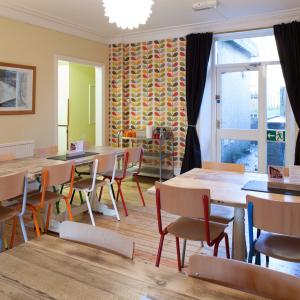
274 21 300 165
181 33 213 174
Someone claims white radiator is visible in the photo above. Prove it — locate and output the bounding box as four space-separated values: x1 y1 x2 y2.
0 140 35 159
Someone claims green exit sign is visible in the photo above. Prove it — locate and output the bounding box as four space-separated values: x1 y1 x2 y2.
267 130 286 142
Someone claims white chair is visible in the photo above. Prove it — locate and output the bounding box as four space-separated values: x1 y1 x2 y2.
73 153 120 225
59 221 134 259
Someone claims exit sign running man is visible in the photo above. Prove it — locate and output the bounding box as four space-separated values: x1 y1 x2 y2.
266 130 286 142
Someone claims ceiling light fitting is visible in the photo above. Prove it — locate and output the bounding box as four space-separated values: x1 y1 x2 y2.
102 0 154 30
192 0 217 11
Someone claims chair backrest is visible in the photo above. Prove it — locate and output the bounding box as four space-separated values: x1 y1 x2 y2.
59 221 135 259
0 153 15 162
188 255 300 300
0 171 27 201
247 195 300 236
125 147 143 165
34 145 58 157
155 182 210 219
95 153 117 174
42 162 75 188
202 161 245 173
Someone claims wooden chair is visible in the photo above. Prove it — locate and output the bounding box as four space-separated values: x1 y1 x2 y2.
181 161 245 266
73 153 120 225
0 153 15 162
155 182 230 272
59 221 135 259
247 195 300 266
202 161 244 224
0 171 28 250
102 147 145 216
188 255 300 300
12 162 75 239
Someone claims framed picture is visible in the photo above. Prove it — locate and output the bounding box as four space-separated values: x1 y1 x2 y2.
0 62 36 115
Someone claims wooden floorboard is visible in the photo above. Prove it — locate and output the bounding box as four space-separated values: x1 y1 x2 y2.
5 176 300 276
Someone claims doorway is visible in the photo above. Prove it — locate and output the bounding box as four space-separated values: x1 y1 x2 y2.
57 58 104 153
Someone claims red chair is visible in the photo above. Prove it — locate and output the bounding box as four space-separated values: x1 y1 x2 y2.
155 182 230 271
101 147 145 216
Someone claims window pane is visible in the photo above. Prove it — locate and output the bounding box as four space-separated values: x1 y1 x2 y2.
267 142 285 167
220 70 258 130
221 139 258 172
267 64 286 130
216 35 279 64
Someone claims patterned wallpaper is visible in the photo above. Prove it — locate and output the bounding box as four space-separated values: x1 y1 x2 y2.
109 37 187 168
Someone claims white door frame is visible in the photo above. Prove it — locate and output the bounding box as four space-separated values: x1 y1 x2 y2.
215 61 293 172
54 55 106 149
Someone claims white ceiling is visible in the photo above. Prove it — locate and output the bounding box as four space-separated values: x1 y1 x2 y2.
0 0 299 43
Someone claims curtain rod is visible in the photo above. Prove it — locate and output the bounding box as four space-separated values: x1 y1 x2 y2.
214 25 273 35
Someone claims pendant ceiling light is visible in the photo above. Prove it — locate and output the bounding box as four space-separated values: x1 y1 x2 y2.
102 0 154 30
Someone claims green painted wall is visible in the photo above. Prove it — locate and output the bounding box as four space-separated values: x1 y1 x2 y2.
69 63 95 147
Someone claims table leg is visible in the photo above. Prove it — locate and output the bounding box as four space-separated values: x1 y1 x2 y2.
232 207 247 261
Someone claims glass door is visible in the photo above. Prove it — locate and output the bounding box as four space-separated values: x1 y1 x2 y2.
216 64 262 172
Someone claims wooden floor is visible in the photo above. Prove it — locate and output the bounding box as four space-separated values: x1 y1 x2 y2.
6 176 300 276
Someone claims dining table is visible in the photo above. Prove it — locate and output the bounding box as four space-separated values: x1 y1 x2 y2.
0 146 124 230
0 234 265 299
147 167 300 261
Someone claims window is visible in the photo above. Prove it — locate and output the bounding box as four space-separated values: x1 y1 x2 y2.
214 31 293 172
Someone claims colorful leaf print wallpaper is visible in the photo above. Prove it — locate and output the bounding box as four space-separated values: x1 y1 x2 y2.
109 37 187 168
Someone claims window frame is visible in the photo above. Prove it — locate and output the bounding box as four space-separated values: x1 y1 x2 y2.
210 29 296 171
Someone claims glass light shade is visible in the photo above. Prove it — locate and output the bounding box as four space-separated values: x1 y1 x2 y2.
102 0 154 30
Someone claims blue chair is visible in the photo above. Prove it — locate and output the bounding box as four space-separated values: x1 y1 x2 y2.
247 195 300 266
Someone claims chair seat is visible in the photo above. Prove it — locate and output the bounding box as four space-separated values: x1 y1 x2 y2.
26 191 63 207
255 232 300 262
0 206 18 222
103 169 133 179
73 178 106 190
209 204 234 224
167 217 227 242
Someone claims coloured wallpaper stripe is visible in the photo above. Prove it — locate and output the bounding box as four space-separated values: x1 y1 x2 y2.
109 37 187 168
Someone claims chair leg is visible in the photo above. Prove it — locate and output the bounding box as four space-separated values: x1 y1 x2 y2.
255 252 261 265
18 215 28 243
213 236 223 257
70 190 76 205
98 186 104 202
36 208 44 233
32 210 41 237
84 191 95 226
133 174 145 206
182 240 187 268
176 237 181 272
10 217 18 248
79 191 84 205
64 196 73 221
108 184 120 221
116 183 120 202
266 255 270 267
224 233 230 259
45 204 52 232
116 180 128 216
155 233 165 268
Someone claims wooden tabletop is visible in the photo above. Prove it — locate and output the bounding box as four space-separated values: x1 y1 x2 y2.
0 235 264 300
0 146 123 179
153 168 300 208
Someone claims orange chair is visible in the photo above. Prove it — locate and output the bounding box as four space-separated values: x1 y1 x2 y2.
155 182 230 271
101 147 145 216
12 162 75 240
0 171 28 250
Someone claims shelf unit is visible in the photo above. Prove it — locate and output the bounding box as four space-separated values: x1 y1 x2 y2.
117 133 174 182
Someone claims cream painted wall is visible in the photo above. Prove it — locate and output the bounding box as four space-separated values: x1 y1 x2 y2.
0 17 108 149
